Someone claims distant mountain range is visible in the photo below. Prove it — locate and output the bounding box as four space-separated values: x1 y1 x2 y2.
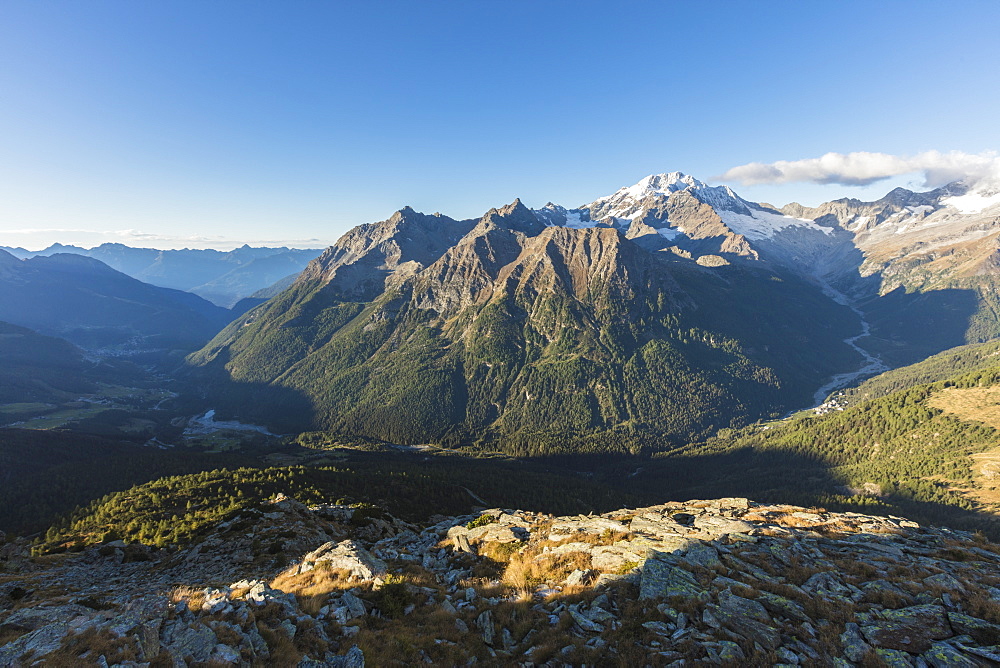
0 249 233 356
0 243 322 308
188 171 1000 453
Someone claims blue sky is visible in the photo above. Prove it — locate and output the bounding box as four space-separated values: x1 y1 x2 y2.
1 1 999 250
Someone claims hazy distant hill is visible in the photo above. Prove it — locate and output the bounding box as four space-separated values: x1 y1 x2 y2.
0 249 232 354
0 243 322 307
229 272 300 316
0 321 151 417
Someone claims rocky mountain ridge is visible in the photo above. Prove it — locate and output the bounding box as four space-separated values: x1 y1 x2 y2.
184 169 1000 447
4 495 1000 666
189 192 860 447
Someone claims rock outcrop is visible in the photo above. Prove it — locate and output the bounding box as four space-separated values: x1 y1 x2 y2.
4 496 1000 665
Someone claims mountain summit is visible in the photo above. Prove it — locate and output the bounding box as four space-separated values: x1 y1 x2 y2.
186 171 1000 452
188 175 865 452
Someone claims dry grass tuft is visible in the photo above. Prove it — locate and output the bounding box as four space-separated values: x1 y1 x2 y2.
781 556 824 587
832 558 881 581
963 586 1000 625
169 585 207 611
0 627 29 646
44 627 138 666
859 588 913 610
256 621 302 666
212 622 244 647
502 550 591 595
269 566 354 614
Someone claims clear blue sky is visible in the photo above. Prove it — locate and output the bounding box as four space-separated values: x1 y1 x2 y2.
1 1 998 249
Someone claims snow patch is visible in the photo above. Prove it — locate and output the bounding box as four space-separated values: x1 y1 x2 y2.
590 172 707 220
615 171 701 201
716 208 835 241
941 190 1000 214
563 211 595 229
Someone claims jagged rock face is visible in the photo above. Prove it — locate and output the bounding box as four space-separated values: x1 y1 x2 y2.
299 207 477 300
777 181 1000 363
648 188 760 260
781 185 960 233
781 182 1000 294
6 496 1000 666
571 172 845 270
415 222 684 318
410 200 548 313
189 185 862 447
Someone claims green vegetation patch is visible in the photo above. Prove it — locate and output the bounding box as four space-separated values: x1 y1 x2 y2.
37 455 639 552
639 365 1000 537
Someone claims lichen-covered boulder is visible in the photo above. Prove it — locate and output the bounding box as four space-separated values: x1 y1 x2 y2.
296 539 386 581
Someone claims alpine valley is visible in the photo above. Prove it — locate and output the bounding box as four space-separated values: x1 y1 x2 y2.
189 172 1000 454
9 172 1000 666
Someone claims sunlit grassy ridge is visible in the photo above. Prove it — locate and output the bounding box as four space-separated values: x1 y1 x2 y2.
643 364 1000 536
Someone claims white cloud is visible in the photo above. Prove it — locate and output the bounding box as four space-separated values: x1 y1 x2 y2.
718 150 1000 191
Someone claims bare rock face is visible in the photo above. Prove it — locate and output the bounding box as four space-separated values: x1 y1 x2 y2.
859 604 953 653
294 539 387 581
300 207 476 300
6 495 1000 665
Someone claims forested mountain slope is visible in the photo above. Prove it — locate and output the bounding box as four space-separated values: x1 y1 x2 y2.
189 200 860 453
837 338 1000 407
639 363 1000 534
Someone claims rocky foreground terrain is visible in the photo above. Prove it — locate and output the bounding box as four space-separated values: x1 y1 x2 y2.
4 496 1000 666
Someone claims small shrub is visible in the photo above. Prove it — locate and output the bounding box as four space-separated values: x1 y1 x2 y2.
466 514 496 530
350 503 388 527
371 575 412 618
616 560 640 574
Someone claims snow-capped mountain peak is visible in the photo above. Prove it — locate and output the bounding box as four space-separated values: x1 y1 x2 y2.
585 172 756 220
615 171 704 199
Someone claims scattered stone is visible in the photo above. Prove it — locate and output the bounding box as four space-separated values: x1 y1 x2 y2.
476 610 494 645
565 569 596 587
4 496 1000 666
840 622 872 662
681 543 722 570
925 573 966 592
860 604 953 653
922 640 979 667
757 591 808 622
639 561 705 600
946 612 1000 645
876 646 918 667
705 603 780 650
802 571 853 598
160 621 218 663
718 588 770 624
